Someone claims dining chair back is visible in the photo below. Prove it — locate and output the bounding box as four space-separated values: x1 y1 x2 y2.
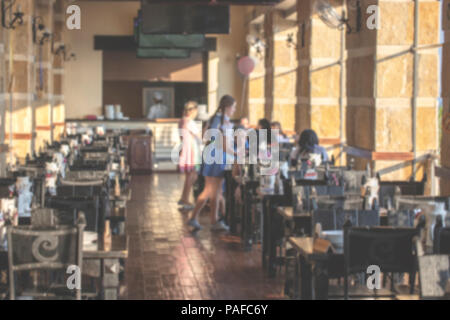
7 219 84 300
434 227 450 255
312 209 380 231
387 210 416 227
45 196 100 233
312 195 364 211
343 227 419 299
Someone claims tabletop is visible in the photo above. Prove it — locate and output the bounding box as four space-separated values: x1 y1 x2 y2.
277 206 310 220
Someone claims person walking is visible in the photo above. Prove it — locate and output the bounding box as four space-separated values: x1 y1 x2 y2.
178 101 202 210
187 95 237 232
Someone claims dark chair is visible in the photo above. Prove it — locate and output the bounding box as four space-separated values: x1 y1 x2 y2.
7 220 85 300
45 196 101 233
312 209 380 232
312 195 364 211
378 174 426 209
69 161 108 172
0 178 16 198
387 210 416 227
340 170 367 193
344 227 419 299
434 227 450 255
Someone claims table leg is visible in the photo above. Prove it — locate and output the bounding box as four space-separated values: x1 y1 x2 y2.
262 198 269 269
314 261 329 300
243 189 253 251
299 255 313 300
101 258 120 300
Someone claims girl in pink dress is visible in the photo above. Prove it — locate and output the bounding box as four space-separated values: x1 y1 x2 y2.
178 101 202 209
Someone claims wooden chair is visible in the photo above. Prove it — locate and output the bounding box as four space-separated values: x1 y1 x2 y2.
45 196 101 234
312 209 380 232
387 210 416 228
434 226 450 255
377 174 426 209
312 195 364 211
344 227 419 299
7 218 85 300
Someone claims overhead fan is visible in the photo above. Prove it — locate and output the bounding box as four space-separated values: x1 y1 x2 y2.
314 0 351 32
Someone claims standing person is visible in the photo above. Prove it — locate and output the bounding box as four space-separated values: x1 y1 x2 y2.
178 101 202 210
147 92 169 120
188 95 237 232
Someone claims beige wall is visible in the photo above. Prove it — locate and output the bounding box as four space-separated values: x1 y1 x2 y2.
103 51 203 82
208 6 247 119
65 2 248 120
64 1 140 118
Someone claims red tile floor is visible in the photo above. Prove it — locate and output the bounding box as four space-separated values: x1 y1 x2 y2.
122 174 285 300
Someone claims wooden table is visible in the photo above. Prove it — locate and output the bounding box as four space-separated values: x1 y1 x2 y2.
83 235 128 300
240 179 260 251
259 189 290 278
287 236 341 300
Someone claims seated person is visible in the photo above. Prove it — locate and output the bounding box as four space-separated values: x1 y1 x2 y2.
271 121 291 144
290 129 329 167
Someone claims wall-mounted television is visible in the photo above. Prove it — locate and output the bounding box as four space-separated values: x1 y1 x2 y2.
134 17 206 49
142 4 230 34
136 48 191 59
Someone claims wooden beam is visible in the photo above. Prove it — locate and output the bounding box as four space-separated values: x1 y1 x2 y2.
5 133 33 140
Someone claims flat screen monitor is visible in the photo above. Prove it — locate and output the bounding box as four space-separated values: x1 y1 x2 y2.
134 17 206 48
136 47 191 59
142 4 230 34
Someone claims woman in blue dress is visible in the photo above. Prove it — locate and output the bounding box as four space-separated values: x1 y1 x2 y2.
188 95 237 231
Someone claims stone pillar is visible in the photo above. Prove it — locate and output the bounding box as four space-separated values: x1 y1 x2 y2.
297 0 345 163
264 11 275 121
441 0 450 195
272 12 298 131
52 0 65 140
247 23 266 126
4 0 35 161
346 0 440 183
0 27 7 174
34 0 54 151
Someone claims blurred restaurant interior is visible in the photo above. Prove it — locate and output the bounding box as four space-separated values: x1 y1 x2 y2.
0 0 450 300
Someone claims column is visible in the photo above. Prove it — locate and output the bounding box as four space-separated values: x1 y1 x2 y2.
272 11 298 131
4 0 35 161
34 0 53 151
441 0 450 195
247 19 266 125
0 25 7 173
297 0 345 163
52 0 65 140
346 0 440 183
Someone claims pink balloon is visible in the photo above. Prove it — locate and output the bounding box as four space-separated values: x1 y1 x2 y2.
238 56 255 76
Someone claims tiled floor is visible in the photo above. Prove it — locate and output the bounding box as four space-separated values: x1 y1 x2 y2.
123 173 284 300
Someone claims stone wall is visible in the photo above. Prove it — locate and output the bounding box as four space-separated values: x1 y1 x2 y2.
0 0 66 163
441 0 450 195
244 0 440 186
